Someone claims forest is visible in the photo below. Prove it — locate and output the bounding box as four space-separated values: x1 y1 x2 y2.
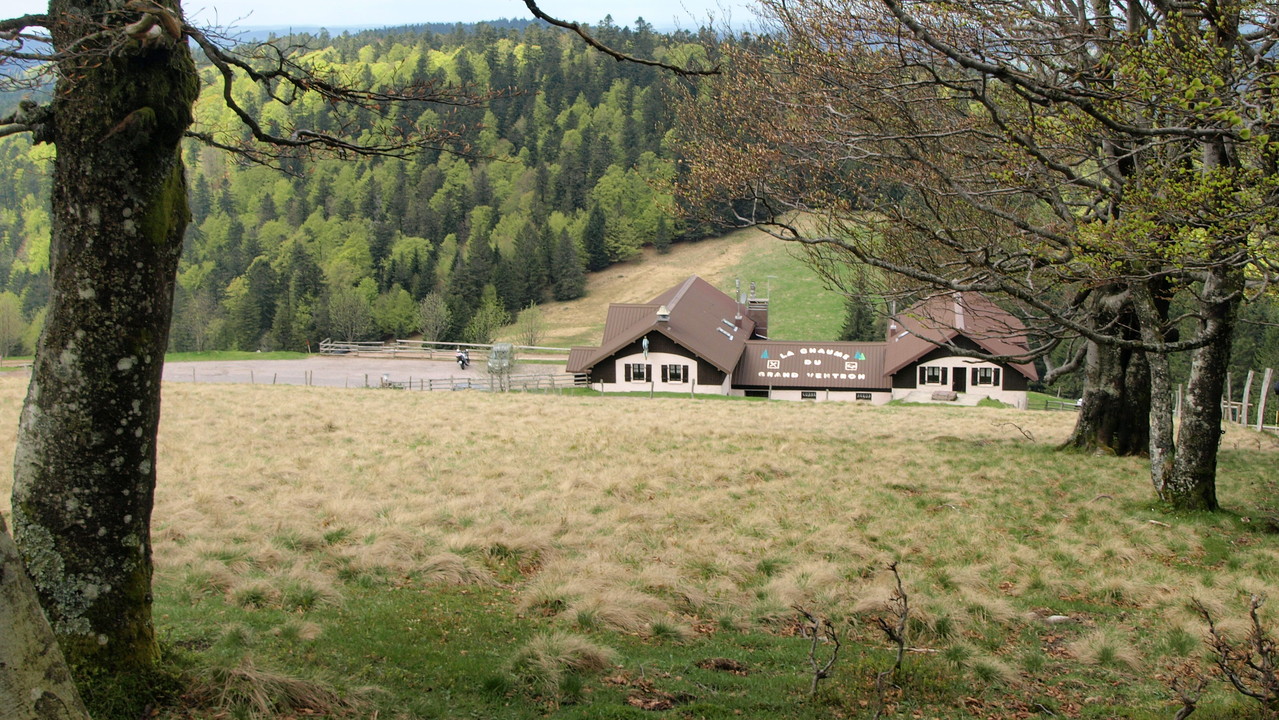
0 18 726 355
0 17 1276 386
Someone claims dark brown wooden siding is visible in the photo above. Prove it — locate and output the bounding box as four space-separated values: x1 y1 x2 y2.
698 357 726 385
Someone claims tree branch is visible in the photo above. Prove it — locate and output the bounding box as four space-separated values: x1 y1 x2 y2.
521 0 720 76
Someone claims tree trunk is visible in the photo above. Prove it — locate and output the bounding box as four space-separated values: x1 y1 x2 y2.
1063 289 1149 456
0 516 91 720
1160 267 1241 511
11 0 198 673
1128 282 1177 495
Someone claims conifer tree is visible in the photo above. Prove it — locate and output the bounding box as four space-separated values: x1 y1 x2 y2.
583 205 610 272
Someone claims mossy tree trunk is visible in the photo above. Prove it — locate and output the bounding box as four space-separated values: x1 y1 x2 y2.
10 0 198 674
1063 288 1150 457
1158 265 1241 511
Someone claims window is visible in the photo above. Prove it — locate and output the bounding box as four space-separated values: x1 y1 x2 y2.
801 391 817 400
624 363 651 382
919 366 948 385
972 367 1001 387
662 364 689 383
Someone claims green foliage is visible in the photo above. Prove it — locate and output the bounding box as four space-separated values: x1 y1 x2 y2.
0 20 726 349
0 289 26 357
465 285 511 344
838 294 883 342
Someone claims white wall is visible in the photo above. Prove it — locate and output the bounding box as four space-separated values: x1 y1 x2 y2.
600 351 726 394
898 359 1029 408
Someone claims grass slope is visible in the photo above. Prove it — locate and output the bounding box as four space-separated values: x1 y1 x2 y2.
2 378 1278 718
528 227 848 348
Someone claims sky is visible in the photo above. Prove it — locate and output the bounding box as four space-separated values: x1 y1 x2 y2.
2 1 756 30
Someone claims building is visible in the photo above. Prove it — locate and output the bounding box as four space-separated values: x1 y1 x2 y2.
566 276 1039 407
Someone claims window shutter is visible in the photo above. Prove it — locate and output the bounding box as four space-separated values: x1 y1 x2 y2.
941 367 948 385
625 364 632 382
661 365 669 382
994 368 1001 387
647 365 652 382
683 365 689 383
972 368 978 385
919 367 926 385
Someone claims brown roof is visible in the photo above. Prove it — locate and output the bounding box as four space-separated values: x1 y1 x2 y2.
883 293 1038 380
566 276 756 375
735 341 889 389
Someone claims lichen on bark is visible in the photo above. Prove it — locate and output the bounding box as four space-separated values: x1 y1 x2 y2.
11 0 199 675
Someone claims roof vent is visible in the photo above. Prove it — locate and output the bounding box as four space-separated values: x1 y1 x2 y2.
656 305 671 322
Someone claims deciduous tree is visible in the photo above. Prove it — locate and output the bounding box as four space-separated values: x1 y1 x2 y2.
419 291 453 343
678 0 1278 510
0 290 25 360
0 0 483 680
0 0 711 702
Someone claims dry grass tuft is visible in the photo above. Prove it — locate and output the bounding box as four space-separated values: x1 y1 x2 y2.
419 552 495 585
185 657 369 718
1069 629 1143 671
505 632 618 698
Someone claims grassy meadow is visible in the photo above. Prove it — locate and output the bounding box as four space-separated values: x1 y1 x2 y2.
2 375 1279 718
520 226 848 348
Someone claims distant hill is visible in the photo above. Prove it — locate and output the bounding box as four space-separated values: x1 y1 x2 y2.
228 19 537 42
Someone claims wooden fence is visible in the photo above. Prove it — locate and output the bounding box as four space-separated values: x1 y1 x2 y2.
376 372 589 393
318 338 571 362
1041 399 1080 412
1221 367 1278 434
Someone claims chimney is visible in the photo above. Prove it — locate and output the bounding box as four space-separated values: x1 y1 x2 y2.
656 305 670 323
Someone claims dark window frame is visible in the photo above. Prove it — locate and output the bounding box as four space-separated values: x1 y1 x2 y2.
624 363 652 382
919 366 947 385
662 364 689 383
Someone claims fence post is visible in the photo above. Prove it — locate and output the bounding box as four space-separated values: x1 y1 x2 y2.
250 370 254 384
273 373 277 385
1225 372 1234 421
1242 370 1255 426
1258 368 1273 432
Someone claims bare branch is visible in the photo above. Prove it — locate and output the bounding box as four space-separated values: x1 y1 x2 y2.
1195 595 1279 708
183 25 495 165
794 606 841 697
522 0 719 76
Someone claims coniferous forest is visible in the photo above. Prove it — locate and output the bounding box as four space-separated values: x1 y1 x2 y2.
0 19 725 354
0 18 1276 381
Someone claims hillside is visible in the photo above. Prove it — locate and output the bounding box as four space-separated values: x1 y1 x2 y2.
2 377 1277 718
523 224 848 347
0 20 726 355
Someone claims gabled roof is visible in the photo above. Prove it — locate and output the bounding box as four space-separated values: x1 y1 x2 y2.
566 276 755 374
883 293 1039 380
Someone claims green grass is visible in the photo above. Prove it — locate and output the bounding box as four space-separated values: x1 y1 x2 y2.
151 584 968 720
164 350 311 362
1028 389 1081 411
722 241 846 340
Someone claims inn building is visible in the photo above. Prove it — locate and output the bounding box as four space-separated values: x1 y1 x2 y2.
566 276 1038 408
